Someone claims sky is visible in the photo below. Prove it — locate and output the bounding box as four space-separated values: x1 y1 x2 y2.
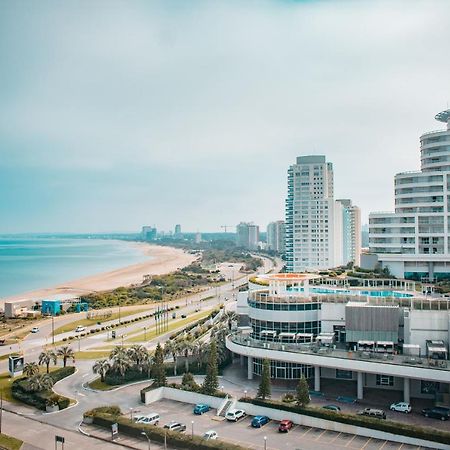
1 0 450 234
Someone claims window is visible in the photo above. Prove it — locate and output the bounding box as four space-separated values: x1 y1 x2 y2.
376 374 394 386
336 369 353 380
421 380 439 394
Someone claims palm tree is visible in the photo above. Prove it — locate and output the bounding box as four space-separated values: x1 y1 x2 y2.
110 346 128 361
57 346 74 367
142 353 153 378
112 354 132 379
38 350 57 373
164 340 179 376
127 345 148 371
93 359 111 382
193 341 208 370
28 374 54 392
223 311 237 330
23 362 39 378
178 339 193 373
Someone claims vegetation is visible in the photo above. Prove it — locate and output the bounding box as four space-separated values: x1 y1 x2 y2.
239 397 450 446
86 407 247 450
201 341 219 395
152 343 166 387
256 359 271 400
11 366 75 411
38 349 57 373
56 346 74 367
23 362 39 378
0 433 23 450
296 376 310 407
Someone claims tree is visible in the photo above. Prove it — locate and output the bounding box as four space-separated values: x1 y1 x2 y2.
127 345 148 371
38 350 57 373
93 359 111 382
28 374 54 392
296 376 310 407
224 311 237 330
23 362 39 378
57 346 74 367
152 343 166 387
193 341 208 370
164 340 179 376
178 338 193 373
256 359 271 400
111 353 132 379
181 372 199 391
201 341 219 395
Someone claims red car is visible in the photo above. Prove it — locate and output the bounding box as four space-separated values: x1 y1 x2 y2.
278 419 293 432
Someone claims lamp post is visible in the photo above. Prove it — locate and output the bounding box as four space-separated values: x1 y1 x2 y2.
244 390 247 399
263 436 267 450
129 407 133 421
141 431 151 450
144 327 147 341
52 315 55 345
191 420 194 439
77 336 81 352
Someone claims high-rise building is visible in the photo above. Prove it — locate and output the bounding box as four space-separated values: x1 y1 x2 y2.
285 155 342 272
369 109 450 280
236 222 260 250
174 224 182 237
141 226 157 241
337 199 362 266
267 220 285 253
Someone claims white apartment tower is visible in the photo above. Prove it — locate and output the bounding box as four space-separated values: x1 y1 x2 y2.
236 222 260 251
267 220 285 253
337 199 362 266
369 109 450 280
285 155 342 272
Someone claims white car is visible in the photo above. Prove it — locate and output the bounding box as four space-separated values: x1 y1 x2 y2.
203 430 218 440
225 409 246 422
75 326 86 332
137 413 160 425
390 402 411 413
31 327 39 333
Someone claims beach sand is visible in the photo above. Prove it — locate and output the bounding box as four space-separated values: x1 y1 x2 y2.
3 244 197 302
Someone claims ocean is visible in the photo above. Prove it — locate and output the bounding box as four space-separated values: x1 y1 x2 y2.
0 237 149 298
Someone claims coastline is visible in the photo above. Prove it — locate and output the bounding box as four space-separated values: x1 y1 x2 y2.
2 243 196 303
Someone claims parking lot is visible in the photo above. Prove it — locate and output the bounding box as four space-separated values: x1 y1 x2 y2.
134 400 435 450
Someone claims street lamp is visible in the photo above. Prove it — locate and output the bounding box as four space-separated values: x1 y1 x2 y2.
77 336 81 352
144 327 147 341
191 420 194 439
129 407 134 421
141 431 151 450
244 390 247 398
263 436 267 450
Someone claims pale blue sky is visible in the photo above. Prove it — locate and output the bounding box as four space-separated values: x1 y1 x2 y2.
1 0 449 233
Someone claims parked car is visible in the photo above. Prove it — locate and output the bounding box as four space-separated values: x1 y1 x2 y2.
357 408 386 419
163 421 186 432
251 415 270 428
133 415 146 423
31 327 39 333
225 409 246 422
193 404 210 415
75 325 86 332
390 402 411 413
421 407 450 421
136 413 160 425
203 430 218 440
322 405 341 412
181 314 187 319
278 419 293 432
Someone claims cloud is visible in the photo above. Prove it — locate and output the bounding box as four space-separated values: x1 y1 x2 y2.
0 0 449 231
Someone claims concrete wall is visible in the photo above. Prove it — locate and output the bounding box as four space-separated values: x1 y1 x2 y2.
142 386 448 449
320 303 346 333
406 310 450 352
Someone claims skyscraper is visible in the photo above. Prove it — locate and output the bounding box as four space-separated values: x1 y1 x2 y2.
336 199 361 266
236 222 260 250
369 109 450 280
285 155 341 272
267 220 285 253
174 224 182 237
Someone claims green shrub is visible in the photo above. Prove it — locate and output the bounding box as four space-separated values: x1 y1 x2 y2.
84 405 121 418
239 398 450 445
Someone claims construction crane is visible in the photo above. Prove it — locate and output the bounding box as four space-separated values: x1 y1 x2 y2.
221 225 233 232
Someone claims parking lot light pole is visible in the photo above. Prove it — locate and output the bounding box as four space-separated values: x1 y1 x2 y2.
191 420 194 439
141 431 151 450
263 436 267 450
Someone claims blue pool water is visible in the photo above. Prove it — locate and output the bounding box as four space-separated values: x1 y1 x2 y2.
290 287 413 298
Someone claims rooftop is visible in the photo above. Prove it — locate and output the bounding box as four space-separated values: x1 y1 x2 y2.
435 109 450 123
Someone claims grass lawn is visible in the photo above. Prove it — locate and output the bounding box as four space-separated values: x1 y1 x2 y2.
88 377 117 391
0 433 23 450
53 308 150 335
125 309 213 343
74 350 111 360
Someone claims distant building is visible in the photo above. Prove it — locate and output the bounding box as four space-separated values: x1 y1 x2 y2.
174 224 182 237
369 108 450 280
267 220 285 253
195 232 202 244
141 226 157 241
336 199 362 267
236 222 260 250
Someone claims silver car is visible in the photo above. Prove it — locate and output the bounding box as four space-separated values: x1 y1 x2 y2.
163 421 186 432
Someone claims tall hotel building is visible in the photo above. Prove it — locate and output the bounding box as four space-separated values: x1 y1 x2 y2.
267 220 286 253
369 109 450 280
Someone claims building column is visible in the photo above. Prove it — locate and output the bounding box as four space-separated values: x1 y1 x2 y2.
314 366 320 392
240 355 244 367
403 377 410 404
247 356 253 380
357 372 363 400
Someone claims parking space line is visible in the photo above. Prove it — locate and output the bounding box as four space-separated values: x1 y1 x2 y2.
314 429 327 441
329 432 342 443
300 426 313 437
345 434 357 447
361 437 372 449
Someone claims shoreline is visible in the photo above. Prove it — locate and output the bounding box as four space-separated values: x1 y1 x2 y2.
2 243 197 303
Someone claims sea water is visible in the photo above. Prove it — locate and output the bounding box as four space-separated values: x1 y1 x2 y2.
0 237 148 298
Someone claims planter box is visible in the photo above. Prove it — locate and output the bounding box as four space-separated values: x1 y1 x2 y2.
46 404 59 413
83 416 94 424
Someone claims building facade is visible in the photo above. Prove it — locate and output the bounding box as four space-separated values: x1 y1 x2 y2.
228 274 450 404
369 109 450 280
337 199 362 266
236 222 260 250
141 226 157 241
267 220 285 253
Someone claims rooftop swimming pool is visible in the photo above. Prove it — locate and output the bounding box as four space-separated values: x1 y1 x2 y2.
290 287 414 298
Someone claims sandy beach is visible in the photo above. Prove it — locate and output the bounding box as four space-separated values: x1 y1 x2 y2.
3 244 197 302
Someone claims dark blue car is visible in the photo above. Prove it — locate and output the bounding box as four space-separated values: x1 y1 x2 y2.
193 404 210 415
251 415 270 428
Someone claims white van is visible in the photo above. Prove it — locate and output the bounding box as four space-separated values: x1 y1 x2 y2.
225 409 246 422
137 413 160 425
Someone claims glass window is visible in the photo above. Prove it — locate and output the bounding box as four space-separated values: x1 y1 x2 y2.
376 374 394 386
336 369 353 380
